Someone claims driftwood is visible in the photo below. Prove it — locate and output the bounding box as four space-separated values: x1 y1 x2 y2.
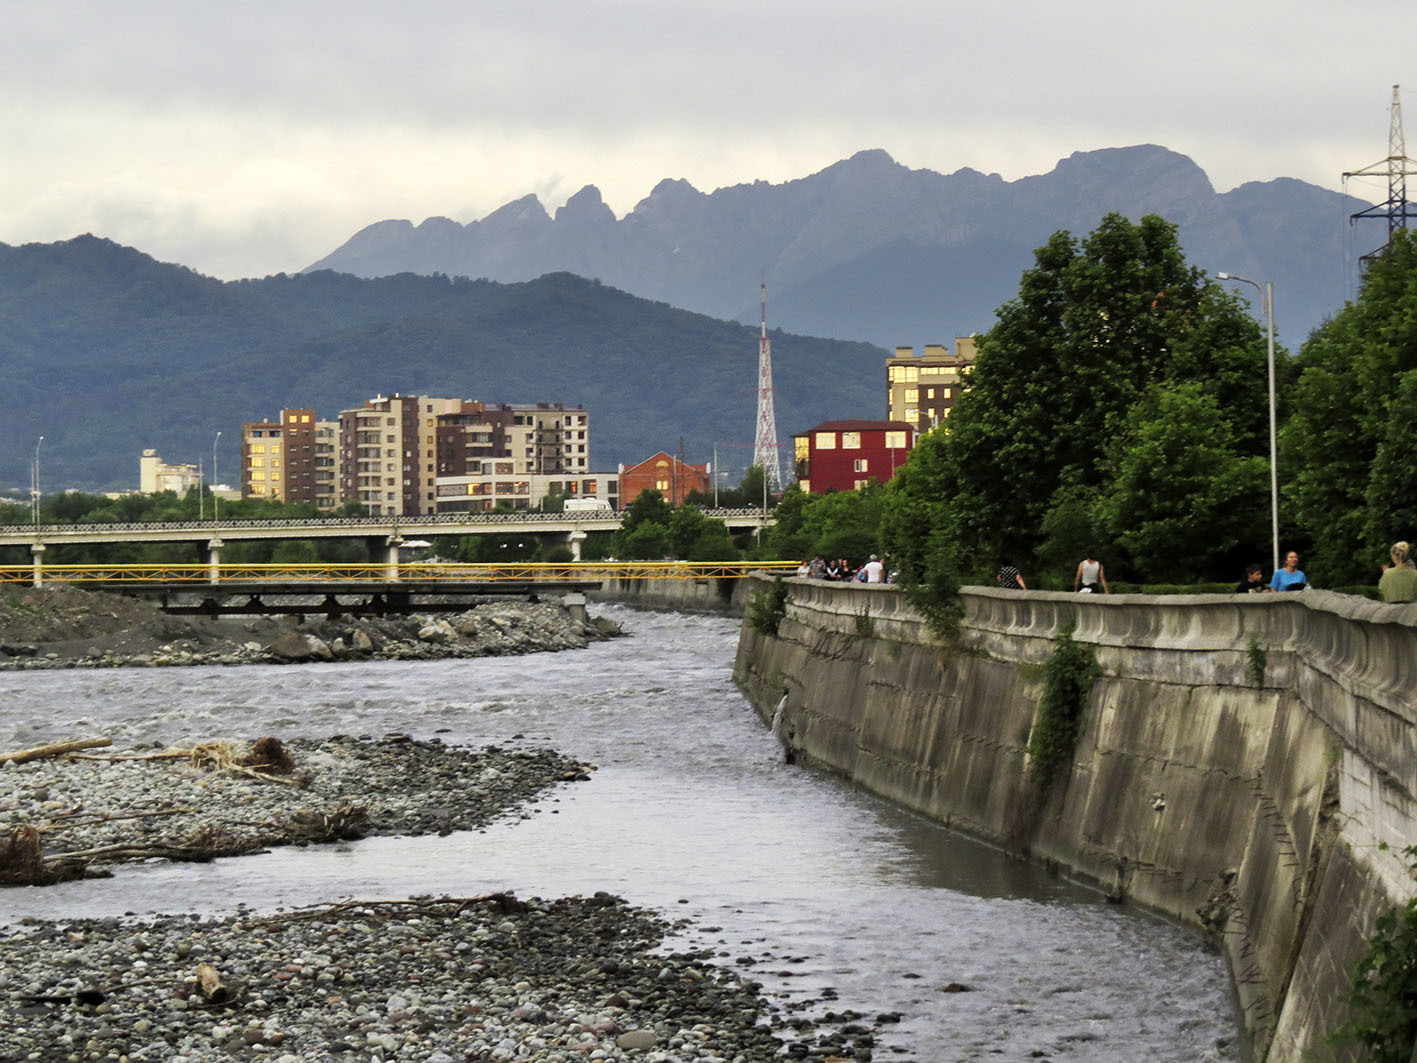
195 962 232 1003
0 737 111 764
0 826 43 884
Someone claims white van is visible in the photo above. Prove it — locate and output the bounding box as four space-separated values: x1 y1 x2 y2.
563 497 613 513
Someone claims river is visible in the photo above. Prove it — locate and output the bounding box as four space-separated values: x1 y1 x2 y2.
0 605 1241 1061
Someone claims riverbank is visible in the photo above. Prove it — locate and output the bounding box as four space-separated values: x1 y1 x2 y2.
0 892 788 1062
1 736 593 886
0 584 618 670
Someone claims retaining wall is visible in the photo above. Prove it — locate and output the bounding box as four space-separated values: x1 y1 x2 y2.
587 576 754 615
732 578 1417 1062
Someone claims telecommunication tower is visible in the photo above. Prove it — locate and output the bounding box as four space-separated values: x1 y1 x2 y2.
1343 84 1417 263
753 281 784 490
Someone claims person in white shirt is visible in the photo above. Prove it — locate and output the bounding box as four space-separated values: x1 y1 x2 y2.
861 554 885 583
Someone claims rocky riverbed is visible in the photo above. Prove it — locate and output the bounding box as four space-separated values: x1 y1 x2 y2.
0 737 887 1061
0 585 619 670
0 893 796 1062
1 736 594 885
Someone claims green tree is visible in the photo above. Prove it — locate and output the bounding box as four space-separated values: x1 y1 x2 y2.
1284 231 1417 582
1092 382 1268 580
619 489 673 534
881 212 1271 587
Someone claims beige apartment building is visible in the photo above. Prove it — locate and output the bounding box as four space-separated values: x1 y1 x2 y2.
242 409 344 509
886 337 976 434
243 395 594 516
138 449 200 495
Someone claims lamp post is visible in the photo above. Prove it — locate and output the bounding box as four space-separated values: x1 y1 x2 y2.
1217 272 1279 574
212 431 222 521
31 436 44 527
198 458 205 521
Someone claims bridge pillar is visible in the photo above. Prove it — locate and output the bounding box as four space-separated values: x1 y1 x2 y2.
206 538 224 585
30 542 45 588
562 592 588 624
568 530 586 561
385 536 403 582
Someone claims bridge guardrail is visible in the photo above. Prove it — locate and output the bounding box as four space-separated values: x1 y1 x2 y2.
0 561 802 585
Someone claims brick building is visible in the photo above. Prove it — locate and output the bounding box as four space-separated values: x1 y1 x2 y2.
618 452 710 507
242 409 343 509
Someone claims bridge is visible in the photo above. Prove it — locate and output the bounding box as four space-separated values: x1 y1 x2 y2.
0 560 801 614
0 508 775 575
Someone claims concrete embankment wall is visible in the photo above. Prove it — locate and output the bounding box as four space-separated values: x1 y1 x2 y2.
732 578 1417 1062
587 576 754 616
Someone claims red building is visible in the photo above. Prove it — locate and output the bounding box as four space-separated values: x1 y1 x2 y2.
619 451 710 507
792 420 915 494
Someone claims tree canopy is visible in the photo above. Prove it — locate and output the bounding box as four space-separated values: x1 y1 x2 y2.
880 212 1276 589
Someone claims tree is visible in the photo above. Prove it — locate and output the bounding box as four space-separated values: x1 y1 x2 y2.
1092 382 1268 580
881 212 1272 586
1283 231 1417 583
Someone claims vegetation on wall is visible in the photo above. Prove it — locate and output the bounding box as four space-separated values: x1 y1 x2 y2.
1026 629 1100 792
1331 844 1417 1062
747 576 789 638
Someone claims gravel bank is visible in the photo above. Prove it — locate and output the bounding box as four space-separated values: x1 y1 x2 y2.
1 737 593 885
0 893 798 1062
0 585 619 671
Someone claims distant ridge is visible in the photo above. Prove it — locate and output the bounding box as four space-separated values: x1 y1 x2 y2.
306 145 1365 349
0 238 883 492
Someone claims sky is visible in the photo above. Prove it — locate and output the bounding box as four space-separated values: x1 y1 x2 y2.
2 1 1413 281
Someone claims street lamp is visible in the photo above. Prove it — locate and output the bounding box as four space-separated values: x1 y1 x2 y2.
31 436 44 527
212 431 222 521
1217 272 1279 574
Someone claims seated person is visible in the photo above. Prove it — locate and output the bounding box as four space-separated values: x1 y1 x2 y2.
1235 563 1271 593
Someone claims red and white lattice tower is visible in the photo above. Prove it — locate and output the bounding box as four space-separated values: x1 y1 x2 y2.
753 282 784 490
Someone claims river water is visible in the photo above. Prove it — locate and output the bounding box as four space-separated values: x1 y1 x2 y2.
0 606 1241 1061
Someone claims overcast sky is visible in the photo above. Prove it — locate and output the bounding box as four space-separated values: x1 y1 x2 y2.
2 1 1411 280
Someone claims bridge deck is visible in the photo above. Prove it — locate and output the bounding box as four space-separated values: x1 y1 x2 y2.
120 580 603 618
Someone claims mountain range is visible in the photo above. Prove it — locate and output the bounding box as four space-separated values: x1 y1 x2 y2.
306 145 1370 350
0 238 881 493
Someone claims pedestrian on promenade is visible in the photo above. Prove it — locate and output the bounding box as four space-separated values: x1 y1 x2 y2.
1074 549 1110 594
861 554 885 583
1235 562 1272 594
1379 541 1417 602
997 558 1026 591
1270 551 1308 592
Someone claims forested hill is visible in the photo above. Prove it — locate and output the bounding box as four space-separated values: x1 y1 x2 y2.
0 235 884 493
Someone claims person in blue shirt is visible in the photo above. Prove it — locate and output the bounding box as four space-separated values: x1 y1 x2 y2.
1270 550 1308 591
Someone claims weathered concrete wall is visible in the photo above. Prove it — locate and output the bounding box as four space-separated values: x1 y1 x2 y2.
733 578 1417 1062
588 576 754 616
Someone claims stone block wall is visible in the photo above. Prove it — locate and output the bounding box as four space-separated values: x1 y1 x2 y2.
733 578 1417 1062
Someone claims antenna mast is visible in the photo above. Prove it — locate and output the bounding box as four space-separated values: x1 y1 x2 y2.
753 280 784 490
1344 84 1417 263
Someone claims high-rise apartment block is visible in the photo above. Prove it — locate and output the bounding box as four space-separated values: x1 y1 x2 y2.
886 337 976 434
242 409 342 509
242 395 594 516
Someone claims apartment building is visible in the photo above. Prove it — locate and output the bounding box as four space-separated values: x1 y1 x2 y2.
243 395 593 516
242 409 344 509
138 449 200 495
886 337 976 434
792 420 915 495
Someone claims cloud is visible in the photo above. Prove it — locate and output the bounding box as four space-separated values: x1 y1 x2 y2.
0 1 1412 277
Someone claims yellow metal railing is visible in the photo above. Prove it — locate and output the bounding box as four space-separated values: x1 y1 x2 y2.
0 561 801 585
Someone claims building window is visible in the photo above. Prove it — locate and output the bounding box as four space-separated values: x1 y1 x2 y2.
270 444 281 455
842 432 861 449
854 458 869 473
815 432 836 449
251 457 265 468
905 389 919 404
655 479 670 491
854 479 870 490
884 431 908 448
